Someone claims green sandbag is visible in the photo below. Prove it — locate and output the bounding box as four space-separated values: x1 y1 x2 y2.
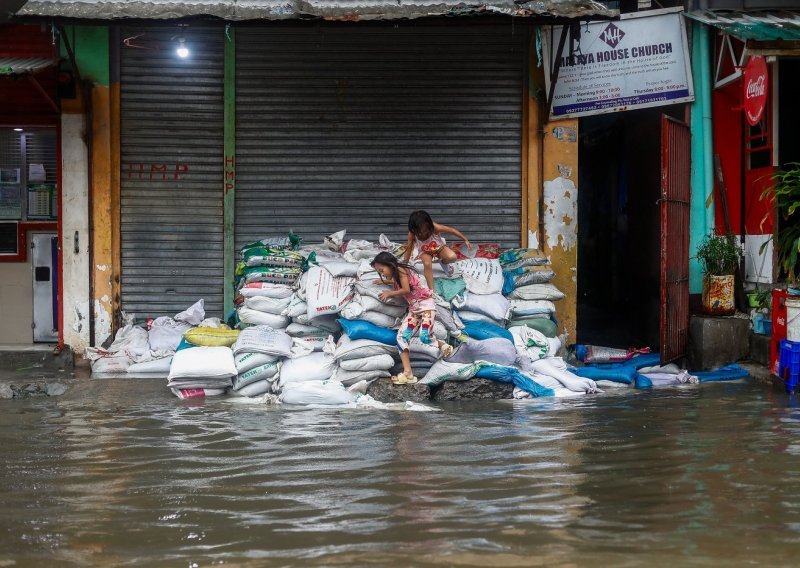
434 277 466 302
507 318 558 338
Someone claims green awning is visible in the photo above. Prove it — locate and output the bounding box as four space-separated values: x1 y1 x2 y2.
686 9 800 42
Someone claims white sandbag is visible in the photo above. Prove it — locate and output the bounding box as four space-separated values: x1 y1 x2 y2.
127 356 172 374
408 337 441 361
234 379 273 397
174 299 205 325
244 295 292 315
305 266 356 318
294 335 327 351
338 353 395 372
279 352 337 384
333 368 390 387
237 306 289 329
446 338 517 366
106 324 150 354
286 322 329 337
320 261 359 277
333 336 396 361
168 346 237 380
433 321 448 340
420 360 481 387
509 283 565 301
508 325 550 360
356 310 401 329
233 360 281 389
513 268 555 286
308 315 341 332
282 295 307 318
354 279 406 307
232 325 293 357
279 380 355 406
527 357 600 393
171 387 226 399
435 303 464 333
456 310 501 325
452 291 510 321
547 336 562 358
453 258 503 295
238 282 294 299
91 353 132 373
147 316 191 351
234 351 279 373
509 299 556 317
340 294 406 319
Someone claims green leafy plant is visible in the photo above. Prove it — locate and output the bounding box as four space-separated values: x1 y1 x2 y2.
760 163 800 284
696 233 740 276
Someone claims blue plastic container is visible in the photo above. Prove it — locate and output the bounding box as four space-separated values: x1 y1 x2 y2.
779 339 800 393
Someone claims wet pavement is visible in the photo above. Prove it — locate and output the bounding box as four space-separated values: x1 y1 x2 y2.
0 376 798 567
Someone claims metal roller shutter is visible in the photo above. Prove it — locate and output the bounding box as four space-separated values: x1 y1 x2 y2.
120 25 224 318
235 23 526 251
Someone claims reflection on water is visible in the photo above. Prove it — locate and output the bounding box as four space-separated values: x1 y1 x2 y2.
1 378 799 566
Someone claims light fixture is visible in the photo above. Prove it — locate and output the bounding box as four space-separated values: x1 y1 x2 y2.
176 37 189 59
13 128 22 132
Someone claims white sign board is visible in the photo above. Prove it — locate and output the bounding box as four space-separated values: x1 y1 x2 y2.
542 9 694 119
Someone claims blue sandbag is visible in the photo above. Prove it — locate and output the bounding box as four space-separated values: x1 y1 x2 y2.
462 320 514 343
475 365 555 398
176 338 194 351
337 319 397 346
572 365 638 385
692 364 749 382
502 271 516 295
587 352 662 371
634 375 653 389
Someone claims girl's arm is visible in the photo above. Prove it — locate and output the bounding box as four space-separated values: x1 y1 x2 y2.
402 231 415 264
434 222 471 248
379 269 410 301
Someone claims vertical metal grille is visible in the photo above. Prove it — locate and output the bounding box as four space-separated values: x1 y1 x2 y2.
120 25 224 318
235 23 526 250
660 114 691 364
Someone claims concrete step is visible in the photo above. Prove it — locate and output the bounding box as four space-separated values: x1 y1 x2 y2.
0 344 73 372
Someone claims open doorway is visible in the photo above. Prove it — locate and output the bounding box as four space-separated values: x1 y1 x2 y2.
577 106 683 349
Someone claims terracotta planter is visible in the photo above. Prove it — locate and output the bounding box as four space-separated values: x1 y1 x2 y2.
702 274 735 315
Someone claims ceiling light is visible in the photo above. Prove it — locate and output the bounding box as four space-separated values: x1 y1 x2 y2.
13 128 23 132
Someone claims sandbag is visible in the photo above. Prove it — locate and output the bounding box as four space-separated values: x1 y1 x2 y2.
338 353 395 372
453 291 510 321
454 258 504 295
340 294 406 319
92 353 132 373
320 260 359 277
420 360 482 387
127 356 172 374
332 336 396 361
148 317 191 352
241 246 304 268
570 363 637 384
333 368 391 387
237 306 290 329
498 248 549 267
234 351 279 373
512 267 555 286
235 379 273 397
286 322 330 338
305 266 356 318
509 299 556 317
279 352 337 384
446 338 517 366
433 277 466 302
456 310 501 325
408 337 442 361
354 279 406 307
168 346 236 380
241 265 302 285
244 295 292 315
233 361 281 389
509 283 565 301
461 320 514 343
474 365 556 397
239 282 294 299
279 380 356 406
171 387 226 399
508 325 550 360
356 310 401 329
282 295 308 318
507 318 558 338
338 319 397 346
184 327 240 347
174 299 205 325
435 303 463 333
232 325 293 357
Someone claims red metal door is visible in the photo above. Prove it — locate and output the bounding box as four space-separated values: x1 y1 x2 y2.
660 115 691 364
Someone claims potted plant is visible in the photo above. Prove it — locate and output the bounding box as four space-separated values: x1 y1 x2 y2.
760 163 800 286
696 233 740 315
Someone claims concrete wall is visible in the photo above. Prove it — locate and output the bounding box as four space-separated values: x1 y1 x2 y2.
0 234 33 344
61 113 91 353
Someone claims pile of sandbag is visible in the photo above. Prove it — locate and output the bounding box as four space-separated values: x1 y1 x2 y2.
167 345 237 399
229 325 292 397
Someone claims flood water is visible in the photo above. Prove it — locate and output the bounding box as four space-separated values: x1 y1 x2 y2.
1 377 799 567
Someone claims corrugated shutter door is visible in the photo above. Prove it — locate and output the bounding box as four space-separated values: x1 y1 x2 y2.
120 25 224 318
235 24 526 251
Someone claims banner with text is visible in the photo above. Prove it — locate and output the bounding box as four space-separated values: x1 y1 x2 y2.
542 10 694 119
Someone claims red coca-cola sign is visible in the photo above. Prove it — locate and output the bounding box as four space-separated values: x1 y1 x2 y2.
744 56 768 126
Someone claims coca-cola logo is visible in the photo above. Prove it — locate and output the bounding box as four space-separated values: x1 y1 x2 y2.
743 56 768 126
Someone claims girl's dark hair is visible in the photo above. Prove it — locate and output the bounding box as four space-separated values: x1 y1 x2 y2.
408 210 434 235
370 251 416 285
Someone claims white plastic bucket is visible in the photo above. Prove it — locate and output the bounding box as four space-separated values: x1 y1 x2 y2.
787 297 800 342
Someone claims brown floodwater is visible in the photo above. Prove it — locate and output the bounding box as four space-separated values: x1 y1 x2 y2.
0 377 798 567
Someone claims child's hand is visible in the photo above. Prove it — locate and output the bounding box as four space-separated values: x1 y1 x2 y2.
378 291 392 303
464 239 472 250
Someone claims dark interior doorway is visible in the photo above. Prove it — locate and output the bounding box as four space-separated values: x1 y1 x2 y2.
577 107 681 349
779 58 800 166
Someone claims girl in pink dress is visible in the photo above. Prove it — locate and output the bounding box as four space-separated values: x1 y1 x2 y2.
371 252 453 385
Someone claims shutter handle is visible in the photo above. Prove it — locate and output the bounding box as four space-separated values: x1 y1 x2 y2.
74 231 79 254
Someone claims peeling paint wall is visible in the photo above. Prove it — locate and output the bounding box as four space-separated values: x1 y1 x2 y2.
542 119 579 341
61 113 91 353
